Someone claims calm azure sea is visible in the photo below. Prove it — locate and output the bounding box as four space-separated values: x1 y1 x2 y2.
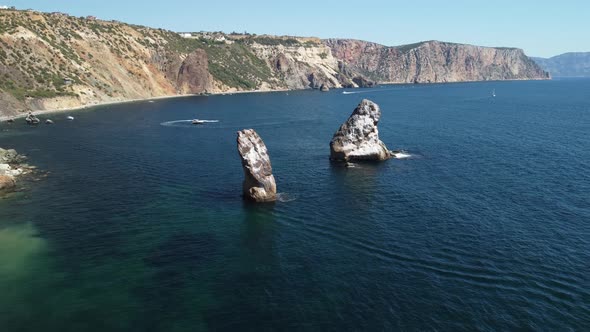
0 79 589 331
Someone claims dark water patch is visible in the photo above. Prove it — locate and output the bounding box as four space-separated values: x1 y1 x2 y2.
144 232 218 269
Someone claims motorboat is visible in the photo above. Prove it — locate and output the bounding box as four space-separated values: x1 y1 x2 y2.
67 116 75 120
192 119 205 125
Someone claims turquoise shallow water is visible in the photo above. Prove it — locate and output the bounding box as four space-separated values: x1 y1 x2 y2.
0 79 589 331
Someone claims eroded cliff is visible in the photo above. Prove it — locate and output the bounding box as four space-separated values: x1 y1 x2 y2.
0 9 549 118
325 39 549 83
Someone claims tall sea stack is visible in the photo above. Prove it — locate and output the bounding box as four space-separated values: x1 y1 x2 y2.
236 129 277 202
330 99 393 161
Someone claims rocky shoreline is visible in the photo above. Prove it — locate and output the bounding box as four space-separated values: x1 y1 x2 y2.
0 148 34 195
0 88 290 123
0 9 548 120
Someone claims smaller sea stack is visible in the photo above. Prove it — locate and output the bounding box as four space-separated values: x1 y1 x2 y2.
330 99 393 161
237 129 277 202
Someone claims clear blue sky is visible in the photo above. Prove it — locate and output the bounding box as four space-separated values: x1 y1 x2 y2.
6 0 589 57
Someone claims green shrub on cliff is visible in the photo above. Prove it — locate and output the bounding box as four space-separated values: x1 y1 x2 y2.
205 43 272 89
248 37 300 46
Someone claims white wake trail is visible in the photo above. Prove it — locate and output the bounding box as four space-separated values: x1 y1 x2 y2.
160 119 220 127
342 87 402 95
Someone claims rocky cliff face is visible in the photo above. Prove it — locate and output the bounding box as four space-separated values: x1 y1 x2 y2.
0 10 364 117
249 41 348 90
176 49 213 94
325 39 549 83
236 129 277 202
0 10 179 117
0 9 549 118
330 99 393 162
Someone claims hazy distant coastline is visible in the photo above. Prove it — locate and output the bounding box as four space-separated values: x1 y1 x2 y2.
532 52 590 77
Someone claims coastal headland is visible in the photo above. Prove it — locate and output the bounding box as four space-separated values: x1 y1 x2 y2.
0 9 549 119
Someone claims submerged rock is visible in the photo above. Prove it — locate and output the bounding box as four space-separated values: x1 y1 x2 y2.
330 99 393 161
237 129 277 202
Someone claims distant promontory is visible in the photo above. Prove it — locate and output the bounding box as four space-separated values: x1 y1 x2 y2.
532 52 590 77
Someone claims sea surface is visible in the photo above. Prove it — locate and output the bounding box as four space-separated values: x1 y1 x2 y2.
1 79 589 331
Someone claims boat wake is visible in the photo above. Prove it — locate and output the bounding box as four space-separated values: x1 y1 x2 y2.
393 151 412 159
342 87 401 95
276 193 296 202
160 119 220 127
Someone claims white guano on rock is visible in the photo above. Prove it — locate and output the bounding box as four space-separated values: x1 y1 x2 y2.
237 129 277 202
330 99 393 161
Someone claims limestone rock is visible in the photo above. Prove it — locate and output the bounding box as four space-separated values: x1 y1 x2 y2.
0 163 22 177
25 112 40 125
0 148 30 193
320 84 330 92
352 76 377 88
330 99 393 161
0 175 16 192
177 49 212 94
274 53 290 73
0 148 24 164
237 129 277 202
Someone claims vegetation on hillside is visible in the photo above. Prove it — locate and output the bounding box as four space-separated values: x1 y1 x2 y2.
0 10 303 102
